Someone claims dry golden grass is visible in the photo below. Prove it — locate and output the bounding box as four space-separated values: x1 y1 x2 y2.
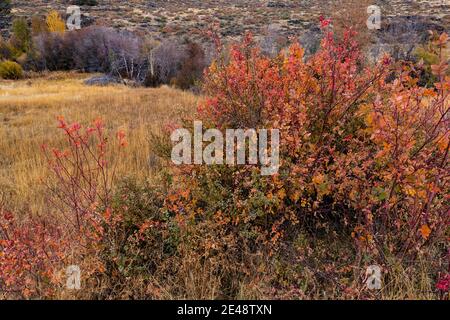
0 72 199 214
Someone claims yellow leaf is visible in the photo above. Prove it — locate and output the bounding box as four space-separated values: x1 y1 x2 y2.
365 112 374 126
405 186 416 197
301 198 307 207
46 10 65 33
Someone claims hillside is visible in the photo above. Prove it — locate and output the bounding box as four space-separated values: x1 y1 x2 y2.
4 0 450 40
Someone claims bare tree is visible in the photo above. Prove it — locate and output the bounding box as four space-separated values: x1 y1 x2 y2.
153 39 187 84
106 31 146 83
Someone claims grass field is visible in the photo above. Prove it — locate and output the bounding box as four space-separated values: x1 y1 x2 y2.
0 72 199 215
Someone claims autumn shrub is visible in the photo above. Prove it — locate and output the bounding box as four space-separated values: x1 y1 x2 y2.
144 39 187 87
85 179 182 299
164 26 449 297
46 10 65 33
0 60 23 79
33 27 132 73
327 0 374 55
32 27 198 87
0 118 128 298
144 38 210 90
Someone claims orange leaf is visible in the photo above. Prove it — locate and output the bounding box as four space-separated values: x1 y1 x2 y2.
439 33 448 45
419 224 431 240
103 208 111 221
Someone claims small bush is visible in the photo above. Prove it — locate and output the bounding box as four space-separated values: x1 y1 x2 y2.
168 29 450 298
46 10 65 33
10 17 31 54
0 60 23 79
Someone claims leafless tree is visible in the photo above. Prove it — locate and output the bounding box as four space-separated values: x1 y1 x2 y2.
153 39 187 84
106 31 146 83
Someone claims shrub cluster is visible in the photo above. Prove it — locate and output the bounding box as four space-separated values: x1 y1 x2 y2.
31 26 208 89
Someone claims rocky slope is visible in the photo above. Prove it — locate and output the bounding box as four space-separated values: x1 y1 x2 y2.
0 0 12 38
